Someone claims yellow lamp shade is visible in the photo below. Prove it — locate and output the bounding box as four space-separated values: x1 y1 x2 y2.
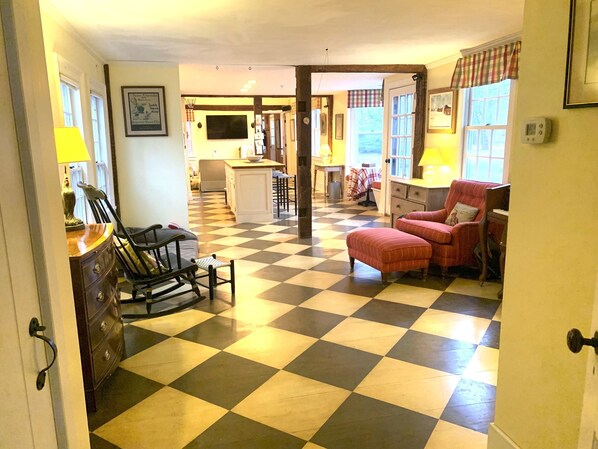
418 148 444 167
54 127 91 164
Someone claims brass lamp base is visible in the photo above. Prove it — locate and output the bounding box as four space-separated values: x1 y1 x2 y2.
62 174 85 232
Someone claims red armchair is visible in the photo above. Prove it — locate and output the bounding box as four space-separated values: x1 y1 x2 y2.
395 179 500 275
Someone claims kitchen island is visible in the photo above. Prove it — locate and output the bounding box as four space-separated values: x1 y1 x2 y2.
224 158 285 223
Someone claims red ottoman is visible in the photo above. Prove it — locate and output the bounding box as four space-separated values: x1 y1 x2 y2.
346 228 432 282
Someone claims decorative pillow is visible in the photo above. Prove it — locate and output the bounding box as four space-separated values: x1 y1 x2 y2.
445 202 479 226
115 240 161 275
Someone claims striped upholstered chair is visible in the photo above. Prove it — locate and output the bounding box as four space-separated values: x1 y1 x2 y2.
395 179 500 275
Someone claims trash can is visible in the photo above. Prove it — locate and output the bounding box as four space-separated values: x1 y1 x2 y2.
328 181 341 200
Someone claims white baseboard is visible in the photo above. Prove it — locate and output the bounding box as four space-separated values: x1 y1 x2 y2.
488 423 521 449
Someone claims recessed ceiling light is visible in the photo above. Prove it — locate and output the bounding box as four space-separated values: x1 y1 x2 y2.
240 88 248 93
248 80 256 84
243 84 251 89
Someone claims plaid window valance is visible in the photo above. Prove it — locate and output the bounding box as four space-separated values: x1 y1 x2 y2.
185 107 195 122
347 89 383 108
450 41 521 89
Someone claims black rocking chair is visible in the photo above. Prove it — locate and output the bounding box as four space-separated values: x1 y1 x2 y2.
78 182 205 319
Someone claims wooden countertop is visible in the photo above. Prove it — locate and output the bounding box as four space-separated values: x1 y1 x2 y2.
66 223 113 258
225 158 284 169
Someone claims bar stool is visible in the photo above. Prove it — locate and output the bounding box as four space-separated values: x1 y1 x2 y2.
193 254 235 300
273 173 296 217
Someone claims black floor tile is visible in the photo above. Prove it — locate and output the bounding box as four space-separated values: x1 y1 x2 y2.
395 272 454 290
241 251 290 265
89 433 120 449
122 324 170 359
361 221 389 228
387 330 478 375
184 412 305 449
284 237 322 245
198 243 229 256
170 352 277 409
441 378 496 433
268 308 345 338
295 246 344 258
352 299 426 328
231 222 263 230
251 265 304 282
431 292 501 319
198 233 230 243
87 368 163 431
258 283 322 305
234 230 271 239
311 393 437 449
310 260 353 275
284 341 381 390
480 320 501 349
192 297 234 314
329 276 388 298
237 239 280 250
177 316 258 350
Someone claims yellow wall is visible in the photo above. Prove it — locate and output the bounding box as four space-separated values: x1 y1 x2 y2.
425 59 461 183
109 63 190 228
490 0 598 447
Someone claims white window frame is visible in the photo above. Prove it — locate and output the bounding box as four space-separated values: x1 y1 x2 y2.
90 92 111 200
387 84 416 181
60 76 88 222
311 108 321 157
460 80 516 184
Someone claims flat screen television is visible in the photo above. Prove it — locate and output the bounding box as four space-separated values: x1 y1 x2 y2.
206 115 248 140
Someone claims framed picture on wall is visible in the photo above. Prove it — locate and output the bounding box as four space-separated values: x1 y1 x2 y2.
564 0 598 107
427 87 457 134
121 86 168 137
335 114 344 140
320 112 327 136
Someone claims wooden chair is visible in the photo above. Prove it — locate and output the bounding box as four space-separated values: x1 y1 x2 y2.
78 182 205 319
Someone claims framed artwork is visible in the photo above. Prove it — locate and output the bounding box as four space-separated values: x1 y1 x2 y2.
320 112 327 136
564 0 598 107
335 114 344 140
290 118 296 141
121 86 168 136
427 87 458 134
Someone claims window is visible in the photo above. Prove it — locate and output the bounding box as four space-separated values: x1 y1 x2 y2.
60 79 87 222
348 107 384 167
91 93 110 199
388 85 415 179
462 79 512 183
311 108 321 156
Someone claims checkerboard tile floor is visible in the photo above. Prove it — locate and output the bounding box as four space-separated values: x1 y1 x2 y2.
89 191 502 449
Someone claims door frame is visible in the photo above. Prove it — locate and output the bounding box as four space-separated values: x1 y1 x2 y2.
1 0 91 447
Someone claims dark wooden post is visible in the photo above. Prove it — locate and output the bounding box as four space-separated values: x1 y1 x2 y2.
253 96 263 154
412 70 427 179
295 66 312 239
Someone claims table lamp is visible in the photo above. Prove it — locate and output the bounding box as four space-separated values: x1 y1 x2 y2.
320 144 332 163
54 127 91 232
418 148 444 182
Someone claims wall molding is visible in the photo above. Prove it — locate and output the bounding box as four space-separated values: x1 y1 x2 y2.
461 33 522 56
488 423 521 449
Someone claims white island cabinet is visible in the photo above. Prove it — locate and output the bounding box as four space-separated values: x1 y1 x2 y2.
225 159 285 223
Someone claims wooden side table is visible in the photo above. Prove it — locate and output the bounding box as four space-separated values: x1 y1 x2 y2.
313 163 345 198
67 223 123 412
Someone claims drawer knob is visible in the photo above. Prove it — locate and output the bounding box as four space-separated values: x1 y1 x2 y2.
413 191 420 196
96 291 105 302
100 321 108 333
93 263 102 274
103 350 111 362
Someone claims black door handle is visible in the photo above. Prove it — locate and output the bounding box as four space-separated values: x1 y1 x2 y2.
567 328 598 354
384 158 390 164
29 317 58 390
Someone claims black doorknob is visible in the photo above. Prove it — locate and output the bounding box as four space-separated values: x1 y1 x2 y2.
384 158 390 164
567 328 598 354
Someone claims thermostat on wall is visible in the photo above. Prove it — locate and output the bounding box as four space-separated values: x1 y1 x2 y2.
521 117 552 144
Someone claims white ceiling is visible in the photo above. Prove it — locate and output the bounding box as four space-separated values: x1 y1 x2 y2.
42 0 525 95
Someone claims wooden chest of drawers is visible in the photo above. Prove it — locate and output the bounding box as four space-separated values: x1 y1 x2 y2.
67 224 123 412
390 179 450 227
